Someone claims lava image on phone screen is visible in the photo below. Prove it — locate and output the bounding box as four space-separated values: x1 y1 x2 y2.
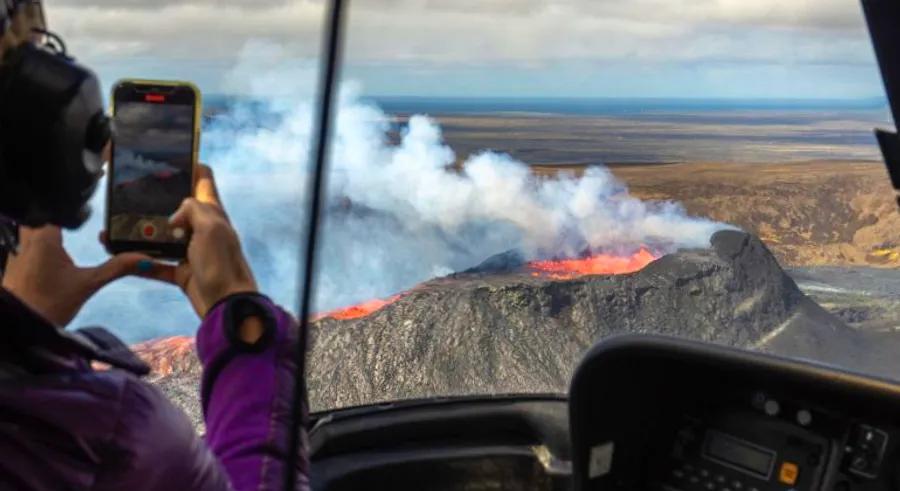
109 100 194 246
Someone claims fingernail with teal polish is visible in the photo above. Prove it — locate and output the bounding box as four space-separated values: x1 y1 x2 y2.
137 260 153 273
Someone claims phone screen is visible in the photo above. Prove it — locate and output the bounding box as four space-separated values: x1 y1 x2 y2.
108 88 195 251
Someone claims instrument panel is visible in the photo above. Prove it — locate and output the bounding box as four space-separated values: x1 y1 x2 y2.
569 336 900 491
650 389 899 491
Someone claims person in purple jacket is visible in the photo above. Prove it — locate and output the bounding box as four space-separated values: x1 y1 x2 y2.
0 167 308 491
0 166 310 490
0 2 309 489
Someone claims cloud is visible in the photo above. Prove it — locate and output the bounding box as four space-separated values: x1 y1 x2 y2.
45 0 878 98
49 3 323 62
113 102 194 153
112 149 181 184
49 0 869 63
51 0 296 6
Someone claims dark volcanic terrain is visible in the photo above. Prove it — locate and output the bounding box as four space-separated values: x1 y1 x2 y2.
138 231 880 420
111 171 191 216
788 266 900 333
306 230 871 411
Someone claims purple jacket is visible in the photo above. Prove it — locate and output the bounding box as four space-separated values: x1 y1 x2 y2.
0 289 309 490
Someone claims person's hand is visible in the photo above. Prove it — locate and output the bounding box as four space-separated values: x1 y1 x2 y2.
143 165 258 317
2 226 149 326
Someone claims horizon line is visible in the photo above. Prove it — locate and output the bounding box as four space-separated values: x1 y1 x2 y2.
202 93 888 105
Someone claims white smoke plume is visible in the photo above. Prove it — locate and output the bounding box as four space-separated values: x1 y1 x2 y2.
69 42 726 343
112 149 181 184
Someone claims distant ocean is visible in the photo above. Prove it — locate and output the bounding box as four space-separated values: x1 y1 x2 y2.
203 95 896 163
205 95 892 116
367 96 892 117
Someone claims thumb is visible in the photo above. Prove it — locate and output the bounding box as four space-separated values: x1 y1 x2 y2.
169 198 204 231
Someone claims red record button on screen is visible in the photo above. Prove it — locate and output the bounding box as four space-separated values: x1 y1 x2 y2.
142 223 157 238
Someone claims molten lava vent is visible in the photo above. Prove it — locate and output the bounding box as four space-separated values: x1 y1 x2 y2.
316 296 403 321
314 248 661 321
527 248 658 279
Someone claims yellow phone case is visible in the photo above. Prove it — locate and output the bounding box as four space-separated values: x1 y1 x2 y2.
105 79 202 257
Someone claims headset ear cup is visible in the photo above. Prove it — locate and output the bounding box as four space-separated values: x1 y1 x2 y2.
0 39 106 229
85 111 111 154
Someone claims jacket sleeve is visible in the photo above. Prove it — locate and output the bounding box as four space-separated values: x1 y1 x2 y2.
195 293 310 491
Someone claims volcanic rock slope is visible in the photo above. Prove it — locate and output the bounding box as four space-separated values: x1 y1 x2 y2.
307 230 863 411
137 230 880 419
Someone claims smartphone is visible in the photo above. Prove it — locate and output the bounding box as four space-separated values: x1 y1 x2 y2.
106 80 201 259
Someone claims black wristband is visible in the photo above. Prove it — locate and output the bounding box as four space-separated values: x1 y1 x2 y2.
221 293 276 353
204 291 270 319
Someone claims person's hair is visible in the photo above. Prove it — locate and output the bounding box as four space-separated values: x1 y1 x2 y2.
0 2 44 61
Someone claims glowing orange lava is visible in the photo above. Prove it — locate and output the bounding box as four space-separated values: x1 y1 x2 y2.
130 336 196 378
315 249 659 321
527 248 658 279
316 295 401 321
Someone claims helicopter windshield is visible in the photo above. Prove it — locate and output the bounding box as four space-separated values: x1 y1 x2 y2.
61 0 898 416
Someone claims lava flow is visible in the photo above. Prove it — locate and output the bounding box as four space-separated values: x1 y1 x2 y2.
315 295 402 321
315 248 660 321
527 247 659 280
131 336 196 378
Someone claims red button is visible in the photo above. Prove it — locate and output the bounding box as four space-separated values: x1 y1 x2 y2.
142 224 156 238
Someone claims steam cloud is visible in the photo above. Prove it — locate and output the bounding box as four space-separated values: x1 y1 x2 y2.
69 43 726 343
113 149 181 184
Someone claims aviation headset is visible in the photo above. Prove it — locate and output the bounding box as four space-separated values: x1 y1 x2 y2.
0 0 109 249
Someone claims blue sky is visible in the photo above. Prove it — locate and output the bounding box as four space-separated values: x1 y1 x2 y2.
49 0 887 100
